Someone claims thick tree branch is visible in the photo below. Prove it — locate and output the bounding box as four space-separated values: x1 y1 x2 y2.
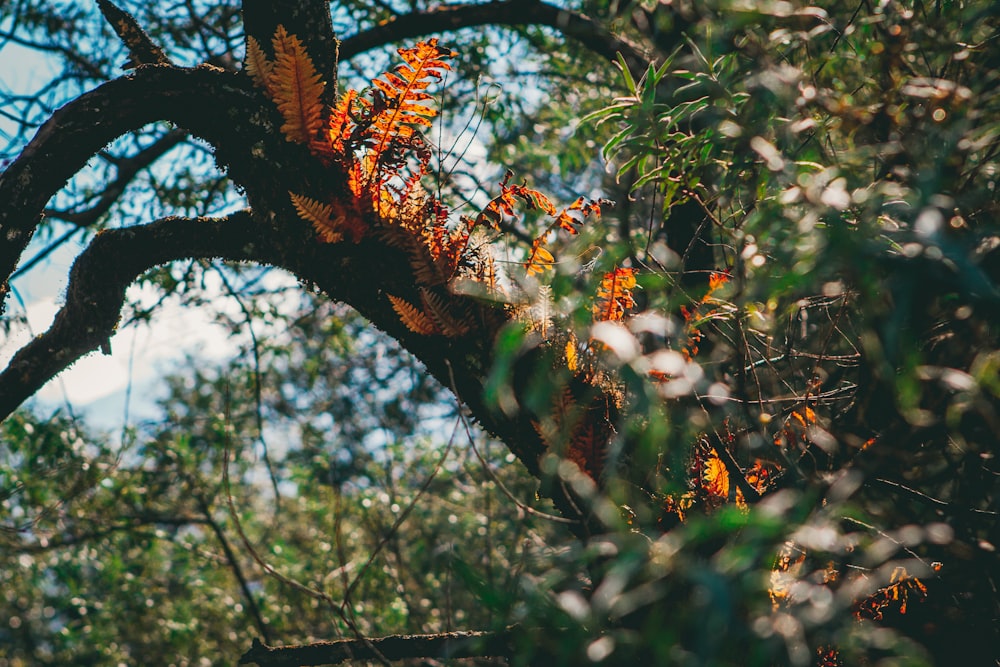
0 211 263 422
239 629 514 667
0 20 606 537
0 64 269 314
339 0 654 76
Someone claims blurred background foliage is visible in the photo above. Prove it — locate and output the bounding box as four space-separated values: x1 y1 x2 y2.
1 0 999 665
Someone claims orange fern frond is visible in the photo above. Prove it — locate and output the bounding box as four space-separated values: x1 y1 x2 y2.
565 335 578 371
419 288 472 337
244 35 274 93
366 39 453 173
566 420 604 480
524 195 607 275
477 170 556 229
388 295 439 335
701 449 730 500
592 267 637 322
533 386 577 449
424 206 469 281
270 25 325 145
290 192 342 243
480 170 606 276
525 241 555 276
309 88 358 159
855 567 929 620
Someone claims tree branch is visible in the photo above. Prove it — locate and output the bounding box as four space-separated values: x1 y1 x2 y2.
96 0 172 68
239 629 514 667
42 128 188 227
0 24 606 538
339 0 654 76
0 211 264 422
0 64 267 314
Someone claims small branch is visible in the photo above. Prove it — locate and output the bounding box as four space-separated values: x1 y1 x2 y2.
339 0 654 77
195 494 272 644
239 629 514 667
41 128 188 228
97 0 172 68
872 478 998 518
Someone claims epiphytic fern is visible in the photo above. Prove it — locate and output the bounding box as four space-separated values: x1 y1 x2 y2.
363 39 454 181
289 192 342 243
247 26 325 146
388 295 439 335
592 267 637 322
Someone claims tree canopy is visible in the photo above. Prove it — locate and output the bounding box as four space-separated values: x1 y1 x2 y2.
1 0 998 665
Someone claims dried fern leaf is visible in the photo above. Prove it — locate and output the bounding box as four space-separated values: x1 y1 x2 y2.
244 35 274 93
530 284 554 338
593 267 637 322
290 192 342 243
419 288 472 337
388 295 439 335
378 227 443 286
567 420 604 480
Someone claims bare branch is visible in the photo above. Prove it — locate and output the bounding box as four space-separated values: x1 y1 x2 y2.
0 64 268 313
42 127 188 227
339 0 655 77
96 0 172 68
239 629 514 667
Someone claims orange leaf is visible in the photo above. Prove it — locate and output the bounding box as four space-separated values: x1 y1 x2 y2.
388 295 439 335
365 39 453 178
525 243 555 276
270 25 325 145
565 338 578 371
244 35 274 93
312 88 357 158
290 192 342 243
592 267 637 322
702 450 730 499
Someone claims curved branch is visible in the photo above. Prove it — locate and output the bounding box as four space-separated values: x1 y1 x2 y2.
0 211 263 422
0 64 269 313
339 0 654 76
0 23 606 537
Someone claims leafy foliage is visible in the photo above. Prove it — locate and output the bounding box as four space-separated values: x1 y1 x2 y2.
2 1 999 665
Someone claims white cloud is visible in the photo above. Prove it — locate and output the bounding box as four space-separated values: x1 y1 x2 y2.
2 283 245 424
